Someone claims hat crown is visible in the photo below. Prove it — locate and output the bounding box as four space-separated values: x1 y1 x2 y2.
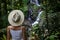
12 12 21 23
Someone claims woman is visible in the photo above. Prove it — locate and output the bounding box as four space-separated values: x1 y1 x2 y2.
7 10 27 40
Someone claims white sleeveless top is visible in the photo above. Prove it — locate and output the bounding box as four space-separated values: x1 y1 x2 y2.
10 29 23 40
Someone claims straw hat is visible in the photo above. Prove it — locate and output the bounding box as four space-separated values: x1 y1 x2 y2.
8 10 24 26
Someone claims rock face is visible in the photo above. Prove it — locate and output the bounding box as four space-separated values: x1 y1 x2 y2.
23 19 32 27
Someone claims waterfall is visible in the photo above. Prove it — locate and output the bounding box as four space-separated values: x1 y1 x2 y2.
32 11 43 26
30 0 40 6
27 0 41 26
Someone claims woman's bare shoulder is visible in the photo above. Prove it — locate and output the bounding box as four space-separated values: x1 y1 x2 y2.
21 26 26 30
21 26 25 28
7 26 13 29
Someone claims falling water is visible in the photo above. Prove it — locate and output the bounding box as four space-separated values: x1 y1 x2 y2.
27 0 41 26
32 11 43 26
30 0 40 6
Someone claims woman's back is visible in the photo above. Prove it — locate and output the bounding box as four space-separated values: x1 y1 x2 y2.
10 29 23 40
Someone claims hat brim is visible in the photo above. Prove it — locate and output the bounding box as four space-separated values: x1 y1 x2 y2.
8 10 24 26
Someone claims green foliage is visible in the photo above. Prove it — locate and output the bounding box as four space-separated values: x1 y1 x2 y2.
41 0 60 40
1 34 6 40
30 24 41 40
